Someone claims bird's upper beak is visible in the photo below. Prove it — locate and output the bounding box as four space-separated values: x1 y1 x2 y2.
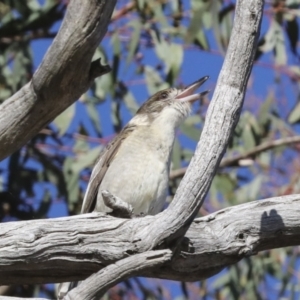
176 76 209 103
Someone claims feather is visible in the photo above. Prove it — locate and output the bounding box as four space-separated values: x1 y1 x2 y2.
81 124 136 213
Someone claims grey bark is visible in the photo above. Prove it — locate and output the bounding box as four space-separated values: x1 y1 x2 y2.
1 194 299 286
0 0 275 299
0 0 115 161
65 250 172 300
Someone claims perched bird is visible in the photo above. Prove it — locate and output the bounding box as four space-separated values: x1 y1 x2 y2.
81 76 209 215
57 77 209 299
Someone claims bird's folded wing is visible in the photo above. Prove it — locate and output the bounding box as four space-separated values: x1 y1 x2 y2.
81 124 136 213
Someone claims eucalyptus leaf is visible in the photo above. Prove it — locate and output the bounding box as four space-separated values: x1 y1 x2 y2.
126 20 142 66
258 90 273 126
288 98 300 124
180 123 200 141
123 90 139 115
86 102 102 136
171 138 181 170
144 65 169 95
53 103 76 136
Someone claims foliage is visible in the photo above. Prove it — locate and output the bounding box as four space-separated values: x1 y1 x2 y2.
1 0 300 299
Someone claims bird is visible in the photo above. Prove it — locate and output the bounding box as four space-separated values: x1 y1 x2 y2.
57 76 209 299
81 76 209 216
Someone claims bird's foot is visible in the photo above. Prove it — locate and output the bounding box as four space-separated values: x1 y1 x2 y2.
101 190 134 219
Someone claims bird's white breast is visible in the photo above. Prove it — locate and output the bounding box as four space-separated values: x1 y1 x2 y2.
95 125 173 215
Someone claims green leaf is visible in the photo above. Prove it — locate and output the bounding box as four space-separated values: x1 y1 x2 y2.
167 42 183 79
274 22 287 65
144 65 169 95
27 0 40 10
242 123 256 150
123 90 139 115
171 138 181 170
137 0 146 9
86 102 102 135
181 148 194 163
184 115 202 126
180 123 200 141
151 30 183 79
63 157 80 211
288 96 300 124
258 151 271 167
259 21 277 53
72 146 102 174
111 31 121 55
235 175 265 203
195 29 209 49
186 8 203 44
212 271 231 289
152 2 168 28
258 90 273 126
53 103 76 135
94 73 113 100
126 20 142 66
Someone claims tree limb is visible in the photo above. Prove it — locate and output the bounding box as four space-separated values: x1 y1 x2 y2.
0 0 116 161
1 194 299 285
146 0 264 249
0 0 266 293
0 0 268 296
170 135 300 179
65 250 172 300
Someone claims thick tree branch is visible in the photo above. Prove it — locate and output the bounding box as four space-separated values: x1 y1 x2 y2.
170 135 300 179
65 250 172 300
0 194 299 285
142 0 264 249
0 0 269 296
0 0 116 161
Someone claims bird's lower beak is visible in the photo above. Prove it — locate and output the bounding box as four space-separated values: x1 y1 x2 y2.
176 76 209 103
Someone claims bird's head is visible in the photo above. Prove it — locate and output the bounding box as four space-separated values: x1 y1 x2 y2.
132 76 209 127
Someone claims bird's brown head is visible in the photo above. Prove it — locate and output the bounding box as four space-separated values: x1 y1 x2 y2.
133 76 209 127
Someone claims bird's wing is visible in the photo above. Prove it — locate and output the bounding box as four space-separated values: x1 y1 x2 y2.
81 124 136 213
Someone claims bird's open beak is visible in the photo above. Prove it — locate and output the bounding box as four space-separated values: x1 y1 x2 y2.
176 76 209 103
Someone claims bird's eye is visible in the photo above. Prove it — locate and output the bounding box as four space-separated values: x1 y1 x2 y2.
161 92 168 99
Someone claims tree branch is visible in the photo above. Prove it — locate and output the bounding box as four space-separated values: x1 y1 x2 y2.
220 135 300 167
170 135 300 179
1 194 299 285
143 0 264 249
0 0 116 161
0 0 266 292
65 250 172 300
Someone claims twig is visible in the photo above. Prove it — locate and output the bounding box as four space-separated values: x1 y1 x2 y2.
170 136 300 179
111 1 135 22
